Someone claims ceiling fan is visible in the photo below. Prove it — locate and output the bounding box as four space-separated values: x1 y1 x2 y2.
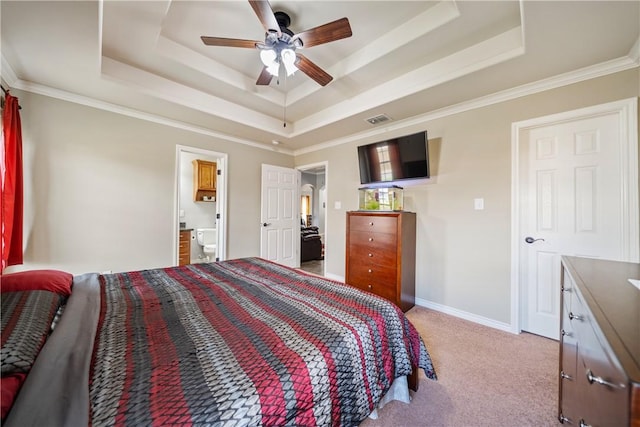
201 0 352 86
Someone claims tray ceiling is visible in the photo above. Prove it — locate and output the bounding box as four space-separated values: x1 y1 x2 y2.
1 1 638 153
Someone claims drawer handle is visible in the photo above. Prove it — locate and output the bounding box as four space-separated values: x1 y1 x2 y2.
368 269 372 273
579 420 592 427
585 369 624 389
368 237 374 242
369 222 374 226
568 312 582 321
368 253 373 257
367 284 372 290
560 371 573 381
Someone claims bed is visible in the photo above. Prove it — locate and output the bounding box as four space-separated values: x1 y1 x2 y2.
1 257 436 426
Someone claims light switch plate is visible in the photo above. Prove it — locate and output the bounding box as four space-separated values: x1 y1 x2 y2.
474 198 484 210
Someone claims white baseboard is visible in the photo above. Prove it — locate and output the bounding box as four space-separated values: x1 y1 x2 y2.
322 276 517 334
415 297 516 334
324 273 344 282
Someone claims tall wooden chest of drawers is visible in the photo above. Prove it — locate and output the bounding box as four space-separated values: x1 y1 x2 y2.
345 211 416 312
559 256 640 426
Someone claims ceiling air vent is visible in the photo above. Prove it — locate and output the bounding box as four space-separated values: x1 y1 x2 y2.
365 114 392 125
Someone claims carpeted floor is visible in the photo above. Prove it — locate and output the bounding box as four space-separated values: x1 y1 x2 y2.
360 307 559 427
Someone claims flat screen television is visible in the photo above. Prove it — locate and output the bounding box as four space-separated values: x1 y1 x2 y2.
357 131 429 185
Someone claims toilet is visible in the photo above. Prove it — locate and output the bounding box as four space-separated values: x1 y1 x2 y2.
196 228 217 261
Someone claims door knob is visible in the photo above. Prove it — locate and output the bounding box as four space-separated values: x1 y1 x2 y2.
262 222 271 227
525 236 545 244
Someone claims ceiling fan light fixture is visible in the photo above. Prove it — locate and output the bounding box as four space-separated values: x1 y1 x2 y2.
260 49 277 66
281 49 298 76
201 3 352 86
283 61 298 77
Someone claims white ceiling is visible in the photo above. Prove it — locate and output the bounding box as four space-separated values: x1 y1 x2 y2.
1 1 639 154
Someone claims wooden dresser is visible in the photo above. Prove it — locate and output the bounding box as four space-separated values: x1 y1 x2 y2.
559 256 640 426
345 211 416 312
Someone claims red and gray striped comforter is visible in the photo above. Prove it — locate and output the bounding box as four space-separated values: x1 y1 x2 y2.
8 258 436 427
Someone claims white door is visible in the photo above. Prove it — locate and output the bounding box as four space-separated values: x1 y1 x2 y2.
520 108 636 339
260 164 300 268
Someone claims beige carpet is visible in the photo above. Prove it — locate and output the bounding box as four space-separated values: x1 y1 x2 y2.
360 307 559 427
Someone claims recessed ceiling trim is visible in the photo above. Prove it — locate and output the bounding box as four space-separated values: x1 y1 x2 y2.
155 35 285 106
108 23 530 139
629 36 640 62
101 56 290 136
291 27 524 138
294 55 638 156
285 1 461 106
95 0 525 139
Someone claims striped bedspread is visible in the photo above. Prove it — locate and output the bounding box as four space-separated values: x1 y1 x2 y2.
90 257 436 426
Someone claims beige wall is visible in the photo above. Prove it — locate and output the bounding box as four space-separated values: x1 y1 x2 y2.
5 69 638 326
9 91 293 275
296 69 640 324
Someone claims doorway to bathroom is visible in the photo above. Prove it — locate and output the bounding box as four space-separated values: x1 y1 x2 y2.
175 145 227 265
297 162 327 276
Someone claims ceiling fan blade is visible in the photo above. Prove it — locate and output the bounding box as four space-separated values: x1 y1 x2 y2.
296 54 333 86
249 0 281 36
256 66 273 85
201 36 260 48
293 17 352 48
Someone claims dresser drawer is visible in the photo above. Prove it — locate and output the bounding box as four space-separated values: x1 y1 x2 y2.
348 241 397 267
559 293 580 423
348 262 396 285
560 305 577 379
349 230 396 250
348 215 397 233
348 273 397 302
576 333 629 427
562 270 576 314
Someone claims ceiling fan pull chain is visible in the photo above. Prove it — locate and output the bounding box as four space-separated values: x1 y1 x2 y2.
283 76 287 128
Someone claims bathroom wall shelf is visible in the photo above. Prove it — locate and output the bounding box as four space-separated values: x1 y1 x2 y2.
193 159 217 202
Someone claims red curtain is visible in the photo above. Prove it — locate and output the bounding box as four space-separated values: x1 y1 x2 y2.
1 92 24 270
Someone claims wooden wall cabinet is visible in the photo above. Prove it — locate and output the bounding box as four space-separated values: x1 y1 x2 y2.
345 211 416 312
178 229 191 266
559 256 639 427
193 160 217 202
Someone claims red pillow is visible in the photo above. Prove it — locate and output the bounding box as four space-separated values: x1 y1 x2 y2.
1 270 73 296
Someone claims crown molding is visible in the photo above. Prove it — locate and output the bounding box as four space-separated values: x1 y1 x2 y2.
295 54 639 156
3 49 636 159
0 56 293 155
1 55 19 87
